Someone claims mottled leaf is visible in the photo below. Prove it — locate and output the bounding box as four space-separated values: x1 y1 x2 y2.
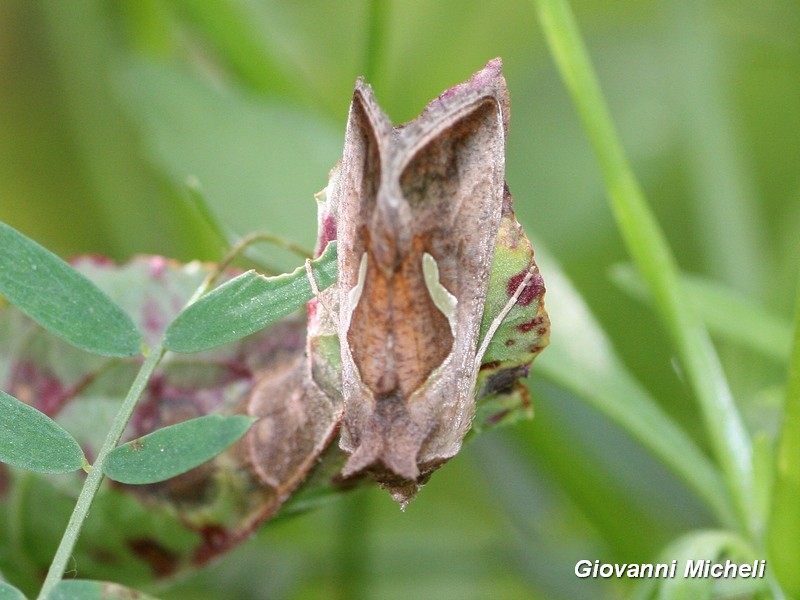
165 241 337 353
0 222 142 357
103 415 255 485
474 190 549 429
0 389 84 474
50 580 160 600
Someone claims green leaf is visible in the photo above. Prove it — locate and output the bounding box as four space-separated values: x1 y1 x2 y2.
103 414 255 485
0 582 26 600
0 389 84 474
534 0 755 534
652 530 761 600
49 580 160 600
532 250 736 526
0 222 142 357
117 60 342 269
165 241 337 353
611 263 791 362
768 275 800 597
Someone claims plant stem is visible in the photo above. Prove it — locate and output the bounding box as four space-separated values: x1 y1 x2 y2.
363 0 389 85
36 343 166 600
35 226 272 597
768 271 800 596
533 0 756 534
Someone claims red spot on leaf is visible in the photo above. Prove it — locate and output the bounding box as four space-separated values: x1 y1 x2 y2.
143 296 166 336
70 254 114 267
8 362 68 416
128 538 179 577
506 271 545 306
316 214 337 255
192 525 232 565
148 255 169 279
517 315 546 333
0 464 9 498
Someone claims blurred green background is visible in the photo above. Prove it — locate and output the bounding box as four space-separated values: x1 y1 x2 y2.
1 1 798 598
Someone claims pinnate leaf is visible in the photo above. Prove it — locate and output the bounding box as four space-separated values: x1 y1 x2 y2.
103 415 255 484
165 241 337 353
0 389 84 474
0 222 142 357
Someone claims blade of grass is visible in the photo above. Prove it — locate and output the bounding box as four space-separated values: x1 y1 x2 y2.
533 0 755 534
611 263 792 363
363 0 390 86
665 1 767 297
535 256 735 526
768 275 800 597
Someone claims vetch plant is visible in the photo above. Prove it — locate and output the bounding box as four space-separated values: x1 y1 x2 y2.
0 221 337 599
0 61 549 599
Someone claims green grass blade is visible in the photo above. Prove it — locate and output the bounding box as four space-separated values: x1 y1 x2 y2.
0 390 84 474
611 263 791 362
533 0 755 534
171 0 299 97
0 222 142 357
768 276 800 597
651 530 761 600
535 255 735 526
165 241 336 353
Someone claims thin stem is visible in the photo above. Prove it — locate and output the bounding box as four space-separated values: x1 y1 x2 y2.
37 343 166 599
363 0 389 84
533 0 755 534
185 176 230 253
184 178 313 273
768 271 800 596
37 253 231 600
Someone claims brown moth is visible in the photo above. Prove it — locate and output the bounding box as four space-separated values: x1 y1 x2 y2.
249 58 548 506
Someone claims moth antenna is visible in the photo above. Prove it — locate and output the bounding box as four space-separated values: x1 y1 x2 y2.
474 266 535 369
305 258 335 318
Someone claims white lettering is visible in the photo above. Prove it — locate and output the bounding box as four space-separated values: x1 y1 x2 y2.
757 560 766 578
722 560 738 578
684 560 707 578
575 560 593 578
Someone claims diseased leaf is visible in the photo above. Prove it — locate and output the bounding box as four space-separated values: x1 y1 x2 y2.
0 389 84 474
50 579 160 600
474 188 549 431
0 222 142 357
103 415 255 485
164 241 337 353
0 582 26 600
